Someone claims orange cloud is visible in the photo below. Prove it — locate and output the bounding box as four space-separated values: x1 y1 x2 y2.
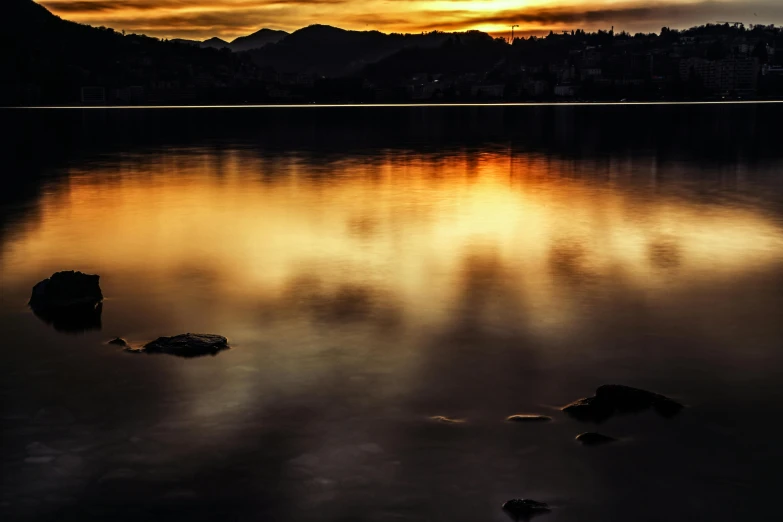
40 0 783 40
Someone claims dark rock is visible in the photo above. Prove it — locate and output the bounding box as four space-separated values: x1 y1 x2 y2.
108 338 129 347
506 414 552 422
575 432 617 446
29 271 103 333
430 415 465 424
502 499 550 520
562 385 683 422
135 333 229 358
29 271 103 310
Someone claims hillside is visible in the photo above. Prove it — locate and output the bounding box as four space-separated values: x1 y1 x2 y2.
1 0 254 104
202 37 230 49
231 29 288 52
246 25 460 75
364 31 507 85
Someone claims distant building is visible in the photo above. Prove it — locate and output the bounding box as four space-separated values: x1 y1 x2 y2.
471 84 505 98
407 81 442 100
112 86 145 104
580 67 602 80
525 79 550 96
81 86 106 104
679 57 718 88
680 56 760 95
554 84 578 97
715 57 760 95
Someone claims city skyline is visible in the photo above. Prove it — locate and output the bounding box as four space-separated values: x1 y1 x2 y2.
40 0 783 40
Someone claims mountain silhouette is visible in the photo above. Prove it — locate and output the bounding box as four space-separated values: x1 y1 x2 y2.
230 29 288 52
245 24 467 75
202 37 231 49
172 31 287 52
364 31 506 85
1 0 253 104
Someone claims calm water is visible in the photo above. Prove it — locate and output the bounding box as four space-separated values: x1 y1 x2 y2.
2 105 783 522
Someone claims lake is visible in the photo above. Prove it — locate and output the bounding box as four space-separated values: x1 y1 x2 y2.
1 104 783 522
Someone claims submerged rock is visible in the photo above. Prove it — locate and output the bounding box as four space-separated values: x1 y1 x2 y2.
430 415 465 424
130 333 229 358
502 499 550 520
506 414 552 423
108 338 129 347
29 271 103 333
562 385 683 422
575 432 617 446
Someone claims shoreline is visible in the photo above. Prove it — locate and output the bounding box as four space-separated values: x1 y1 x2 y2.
5 99 783 110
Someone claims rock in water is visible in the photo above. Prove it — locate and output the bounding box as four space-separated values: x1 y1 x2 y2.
108 338 129 347
506 414 552 422
137 333 229 358
29 271 103 310
29 271 103 333
562 384 683 422
575 432 617 446
430 415 465 424
502 499 550 520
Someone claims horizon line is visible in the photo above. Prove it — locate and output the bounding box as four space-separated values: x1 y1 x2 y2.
5 101 783 110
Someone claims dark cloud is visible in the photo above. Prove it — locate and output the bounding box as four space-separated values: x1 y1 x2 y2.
42 0 347 12
42 1 191 12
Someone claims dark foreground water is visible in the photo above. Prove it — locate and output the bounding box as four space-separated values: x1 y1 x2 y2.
2 104 783 522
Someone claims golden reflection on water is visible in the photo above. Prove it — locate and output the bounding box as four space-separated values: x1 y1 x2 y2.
3 145 783 522
4 149 783 339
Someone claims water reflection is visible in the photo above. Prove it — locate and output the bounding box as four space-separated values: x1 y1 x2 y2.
2 106 783 522
30 302 103 334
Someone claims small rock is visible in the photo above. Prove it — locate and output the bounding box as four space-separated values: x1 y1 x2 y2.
108 338 129 347
562 385 683 422
133 333 229 358
430 415 465 424
506 414 552 423
26 442 62 456
502 499 551 520
575 432 617 446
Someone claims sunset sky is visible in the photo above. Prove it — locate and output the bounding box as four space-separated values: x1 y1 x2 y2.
41 0 782 41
